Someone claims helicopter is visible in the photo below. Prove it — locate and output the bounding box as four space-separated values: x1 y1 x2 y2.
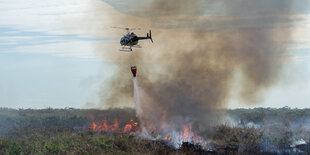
112 27 153 51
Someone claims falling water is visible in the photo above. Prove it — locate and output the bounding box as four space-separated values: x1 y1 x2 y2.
133 77 142 117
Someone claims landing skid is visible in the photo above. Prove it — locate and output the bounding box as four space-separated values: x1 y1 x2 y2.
120 46 132 52
119 49 132 52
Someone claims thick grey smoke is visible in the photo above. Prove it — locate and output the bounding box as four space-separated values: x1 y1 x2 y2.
91 0 309 134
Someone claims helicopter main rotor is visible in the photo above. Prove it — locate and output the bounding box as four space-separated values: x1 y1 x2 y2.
111 27 143 33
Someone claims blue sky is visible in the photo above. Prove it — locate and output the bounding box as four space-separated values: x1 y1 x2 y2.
0 0 309 109
0 0 113 108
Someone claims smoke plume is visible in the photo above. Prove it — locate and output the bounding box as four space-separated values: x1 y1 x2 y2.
89 0 308 135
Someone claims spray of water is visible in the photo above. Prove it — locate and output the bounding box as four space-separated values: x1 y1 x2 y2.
133 77 142 117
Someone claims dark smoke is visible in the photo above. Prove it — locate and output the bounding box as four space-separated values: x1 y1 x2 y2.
91 0 309 134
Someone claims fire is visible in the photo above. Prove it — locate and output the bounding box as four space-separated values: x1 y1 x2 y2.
163 136 172 141
162 123 207 148
181 124 190 140
179 124 205 144
90 119 118 132
88 115 206 148
89 117 139 134
123 124 132 133
123 119 139 135
163 124 194 143
92 122 97 130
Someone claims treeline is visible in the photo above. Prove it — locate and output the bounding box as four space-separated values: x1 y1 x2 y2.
1 107 310 137
227 107 310 124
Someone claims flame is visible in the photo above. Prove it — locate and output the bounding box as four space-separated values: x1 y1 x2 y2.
123 124 132 133
164 136 172 141
92 122 97 131
89 117 139 134
178 124 192 142
88 115 206 148
183 124 190 139
162 124 197 142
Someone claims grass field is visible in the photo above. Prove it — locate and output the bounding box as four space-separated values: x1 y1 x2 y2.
0 107 309 154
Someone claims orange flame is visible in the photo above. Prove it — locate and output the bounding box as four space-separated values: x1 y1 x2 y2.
183 124 190 139
164 136 172 141
92 122 97 131
178 124 196 143
123 124 132 133
88 116 206 146
89 117 139 134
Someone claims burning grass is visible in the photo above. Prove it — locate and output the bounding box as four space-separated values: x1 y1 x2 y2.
0 107 310 154
89 117 140 134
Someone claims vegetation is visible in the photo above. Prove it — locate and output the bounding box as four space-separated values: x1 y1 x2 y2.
0 107 309 154
0 128 175 155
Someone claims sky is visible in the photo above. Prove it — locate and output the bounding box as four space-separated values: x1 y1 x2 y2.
0 0 309 109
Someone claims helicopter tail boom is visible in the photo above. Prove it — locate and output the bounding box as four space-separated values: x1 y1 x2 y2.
138 30 153 43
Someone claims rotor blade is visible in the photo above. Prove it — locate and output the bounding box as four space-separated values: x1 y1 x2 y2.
111 26 127 30
111 27 142 31
128 28 143 30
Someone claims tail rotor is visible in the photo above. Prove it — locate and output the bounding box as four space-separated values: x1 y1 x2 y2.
148 30 153 43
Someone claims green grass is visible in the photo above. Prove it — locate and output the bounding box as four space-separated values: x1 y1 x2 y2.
0 128 176 155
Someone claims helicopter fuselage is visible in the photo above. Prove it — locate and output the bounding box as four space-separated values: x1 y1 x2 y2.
120 33 139 46
119 30 152 51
